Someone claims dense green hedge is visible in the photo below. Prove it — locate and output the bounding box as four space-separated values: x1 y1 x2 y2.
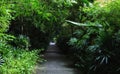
57 0 120 74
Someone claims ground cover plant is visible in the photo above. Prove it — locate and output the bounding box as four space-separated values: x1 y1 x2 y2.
0 33 42 74
0 43 39 74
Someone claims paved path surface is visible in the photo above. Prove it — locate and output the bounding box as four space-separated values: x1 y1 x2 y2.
35 44 80 74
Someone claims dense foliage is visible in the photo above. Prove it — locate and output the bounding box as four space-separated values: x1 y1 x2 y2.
57 0 120 74
0 33 42 74
0 0 45 73
0 42 39 74
1 0 120 74
0 0 76 73
0 1 13 32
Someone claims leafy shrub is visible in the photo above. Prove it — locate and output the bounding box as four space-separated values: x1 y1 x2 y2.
0 42 39 74
0 33 15 43
0 1 13 32
0 33 40 74
57 0 120 74
11 35 30 49
68 28 97 73
83 1 120 74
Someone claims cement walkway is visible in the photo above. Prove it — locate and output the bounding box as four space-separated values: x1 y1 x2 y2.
35 44 80 74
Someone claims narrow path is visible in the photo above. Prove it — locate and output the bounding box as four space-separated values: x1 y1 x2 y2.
35 43 80 74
